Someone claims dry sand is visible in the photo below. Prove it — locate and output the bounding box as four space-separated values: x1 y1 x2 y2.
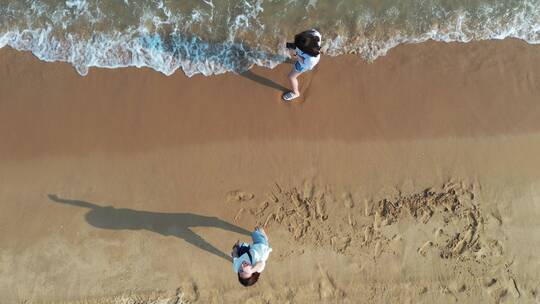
1 39 540 303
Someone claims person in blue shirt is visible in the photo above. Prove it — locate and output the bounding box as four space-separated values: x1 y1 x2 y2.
283 29 322 102
231 227 272 286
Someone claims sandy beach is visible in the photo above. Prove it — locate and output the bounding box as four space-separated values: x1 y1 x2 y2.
1 39 540 303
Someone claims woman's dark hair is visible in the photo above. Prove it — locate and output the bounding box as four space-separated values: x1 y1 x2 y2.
294 30 321 57
238 272 260 287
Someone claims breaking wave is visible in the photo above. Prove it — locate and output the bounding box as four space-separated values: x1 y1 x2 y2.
1 0 539 76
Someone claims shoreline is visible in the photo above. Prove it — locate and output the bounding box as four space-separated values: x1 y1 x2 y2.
1 39 540 303
3 39 540 158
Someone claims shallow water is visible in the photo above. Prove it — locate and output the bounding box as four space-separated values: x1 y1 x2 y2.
1 0 539 76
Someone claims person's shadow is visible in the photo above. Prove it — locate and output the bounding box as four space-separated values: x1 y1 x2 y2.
240 70 290 92
48 194 250 262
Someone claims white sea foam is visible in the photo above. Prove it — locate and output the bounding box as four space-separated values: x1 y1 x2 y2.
322 1 540 62
1 0 539 77
65 0 88 12
0 26 284 76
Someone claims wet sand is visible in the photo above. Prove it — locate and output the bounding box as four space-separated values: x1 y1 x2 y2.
1 39 540 303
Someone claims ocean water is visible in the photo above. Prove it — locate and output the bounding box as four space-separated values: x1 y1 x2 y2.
1 0 539 76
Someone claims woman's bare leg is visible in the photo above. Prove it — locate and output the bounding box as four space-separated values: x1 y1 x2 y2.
288 70 303 97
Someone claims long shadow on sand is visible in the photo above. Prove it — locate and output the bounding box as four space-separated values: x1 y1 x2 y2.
240 70 289 92
48 194 250 262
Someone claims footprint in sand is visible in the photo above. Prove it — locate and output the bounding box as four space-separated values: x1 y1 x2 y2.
489 287 508 303
255 201 269 214
262 213 274 227
347 214 356 227
176 281 199 303
434 228 445 238
233 207 245 222
302 180 314 201
267 192 279 203
419 207 433 224
488 211 503 226
373 211 384 229
272 182 283 194
315 187 327 202
484 278 497 288
317 268 345 300
373 240 383 258
446 230 472 257
331 236 351 253
488 240 504 257
485 278 509 303
449 281 467 293
342 192 355 209
314 198 328 221
363 225 374 245
226 190 254 203
418 241 433 257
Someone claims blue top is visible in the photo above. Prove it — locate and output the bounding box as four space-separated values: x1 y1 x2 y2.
233 230 272 272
